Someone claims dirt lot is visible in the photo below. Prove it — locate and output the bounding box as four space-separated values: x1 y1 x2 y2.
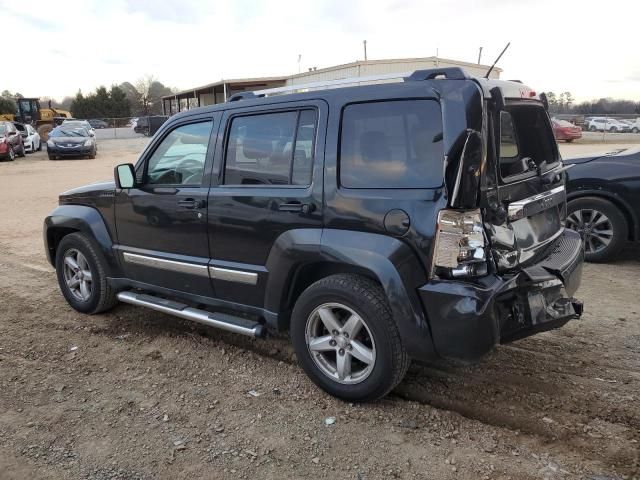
0 139 638 480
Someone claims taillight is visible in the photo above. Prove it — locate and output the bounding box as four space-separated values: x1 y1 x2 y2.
432 209 488 278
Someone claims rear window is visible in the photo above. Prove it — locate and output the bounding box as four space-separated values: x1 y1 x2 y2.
499 107 558 180
339 100 444 189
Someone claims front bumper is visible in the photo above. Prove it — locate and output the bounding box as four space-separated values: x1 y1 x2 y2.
419 229 584 361
48 145 93 156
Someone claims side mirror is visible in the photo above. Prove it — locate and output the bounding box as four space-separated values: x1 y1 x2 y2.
89 132 95 137
115 163 136 189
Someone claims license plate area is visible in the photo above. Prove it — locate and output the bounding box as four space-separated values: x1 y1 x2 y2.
525 279 576 326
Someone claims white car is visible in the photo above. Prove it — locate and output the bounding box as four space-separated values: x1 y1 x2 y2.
14 123 41 153
585 117 630 132
627 118 640 133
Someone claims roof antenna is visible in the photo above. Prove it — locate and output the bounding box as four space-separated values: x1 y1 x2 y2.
484 42 510 78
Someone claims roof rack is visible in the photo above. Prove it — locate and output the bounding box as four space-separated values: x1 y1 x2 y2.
227 92 265 102
230 67 470 101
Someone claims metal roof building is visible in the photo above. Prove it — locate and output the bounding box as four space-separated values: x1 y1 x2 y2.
161 56 501 116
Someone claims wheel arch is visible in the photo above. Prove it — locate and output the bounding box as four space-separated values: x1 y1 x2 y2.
264 228 436 361
567 190 638 241
44 205 121 274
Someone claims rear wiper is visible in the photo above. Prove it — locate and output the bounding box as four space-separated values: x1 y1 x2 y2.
540 163 574 185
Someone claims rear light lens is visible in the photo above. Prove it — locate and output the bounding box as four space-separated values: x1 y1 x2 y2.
432 209 488 278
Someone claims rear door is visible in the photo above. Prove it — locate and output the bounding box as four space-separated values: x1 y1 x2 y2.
207 101 326 307
487 103 566 270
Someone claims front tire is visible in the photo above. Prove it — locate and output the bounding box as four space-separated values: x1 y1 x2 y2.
55 233 118 314
291 274 409 402
566 197 628 263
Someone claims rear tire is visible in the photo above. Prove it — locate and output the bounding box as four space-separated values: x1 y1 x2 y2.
17 143 26 157
290 274 410 402
55 232 118 314
37 140 42 151
6 146 15 161
589 125 597 132
632 127 639 134
566 197 628 263
565 139 574 143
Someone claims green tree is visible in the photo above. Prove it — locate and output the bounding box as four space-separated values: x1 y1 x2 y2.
0 96 16 115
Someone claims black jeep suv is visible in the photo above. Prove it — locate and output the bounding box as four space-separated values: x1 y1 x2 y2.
44 68 584 401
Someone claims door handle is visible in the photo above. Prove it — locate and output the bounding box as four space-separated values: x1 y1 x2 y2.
278 202 314 213
178 198 205 209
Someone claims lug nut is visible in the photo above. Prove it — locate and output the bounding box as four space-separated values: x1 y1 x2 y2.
329 340 337 347
347 344 352 350
343 332 349 338
338 348 345 356
332 330 338 336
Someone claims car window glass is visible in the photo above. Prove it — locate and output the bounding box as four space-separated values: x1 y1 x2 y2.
146 121 213 186
224 110 316 186
339 100 444 189
500 111 519 159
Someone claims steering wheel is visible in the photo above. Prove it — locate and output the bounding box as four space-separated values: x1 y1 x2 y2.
177 158 204 184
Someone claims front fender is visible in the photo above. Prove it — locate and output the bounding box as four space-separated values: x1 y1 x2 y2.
43 205 120 273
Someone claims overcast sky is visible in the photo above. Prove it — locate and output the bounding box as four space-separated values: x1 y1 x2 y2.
3 0 638 102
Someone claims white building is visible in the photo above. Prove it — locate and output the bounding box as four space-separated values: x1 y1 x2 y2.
162 56 501 115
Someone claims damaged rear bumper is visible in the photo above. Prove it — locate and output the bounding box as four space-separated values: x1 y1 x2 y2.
419 229 584 361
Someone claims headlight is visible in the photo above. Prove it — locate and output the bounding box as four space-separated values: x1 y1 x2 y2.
47 140 55 147
84 139 92 146
432 209 488 278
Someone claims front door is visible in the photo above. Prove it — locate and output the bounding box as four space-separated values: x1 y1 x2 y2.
208 102 326 307
114 115 218 296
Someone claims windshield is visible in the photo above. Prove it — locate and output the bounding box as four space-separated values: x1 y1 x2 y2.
0 125 6 135
50 128 89 137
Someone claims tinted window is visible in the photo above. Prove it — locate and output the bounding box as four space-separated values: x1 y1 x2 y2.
339 100 443 189
146 121 213 186
50 128 89 137
224 110 316 186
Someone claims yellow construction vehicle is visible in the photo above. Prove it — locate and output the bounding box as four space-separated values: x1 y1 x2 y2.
0 98 72 140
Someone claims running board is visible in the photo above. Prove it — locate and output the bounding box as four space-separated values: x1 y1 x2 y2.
116 291 266 338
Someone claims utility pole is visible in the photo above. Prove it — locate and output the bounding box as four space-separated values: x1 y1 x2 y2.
477 47 483 64
363 40 367 61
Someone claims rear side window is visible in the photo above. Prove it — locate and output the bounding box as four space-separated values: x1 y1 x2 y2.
339 100 444 189
224 109 317 186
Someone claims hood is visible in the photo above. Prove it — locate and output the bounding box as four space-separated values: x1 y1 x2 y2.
60 180 115 198
563 147 640 165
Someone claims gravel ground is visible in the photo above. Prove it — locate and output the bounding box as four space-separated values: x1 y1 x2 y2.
0 139 638 480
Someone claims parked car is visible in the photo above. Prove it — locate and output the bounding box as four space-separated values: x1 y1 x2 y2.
551 118 582 142
564 147 640 262
0 121 26 160
585 117 630 132
62 119 96 137
44 68 584 401
88 119 109 129
13 122 42 153
46 126 97 160
626 118 640 133
134 116 168 136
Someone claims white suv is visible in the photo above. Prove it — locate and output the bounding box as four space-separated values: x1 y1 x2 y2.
585 117 630 132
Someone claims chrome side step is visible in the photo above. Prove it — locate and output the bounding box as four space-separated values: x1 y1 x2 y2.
116 291 266 338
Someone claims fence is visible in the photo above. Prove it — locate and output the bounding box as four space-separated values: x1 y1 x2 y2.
63 116 169 140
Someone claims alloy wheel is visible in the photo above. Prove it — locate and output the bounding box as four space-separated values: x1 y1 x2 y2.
305 303 376 385
566 209 613 254
62 249 93 302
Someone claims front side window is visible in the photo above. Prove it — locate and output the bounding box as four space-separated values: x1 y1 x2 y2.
339 100 444 189
146 121 213 186
224 109 316 186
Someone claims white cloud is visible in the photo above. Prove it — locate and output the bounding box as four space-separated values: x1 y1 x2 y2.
2 0 638 102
